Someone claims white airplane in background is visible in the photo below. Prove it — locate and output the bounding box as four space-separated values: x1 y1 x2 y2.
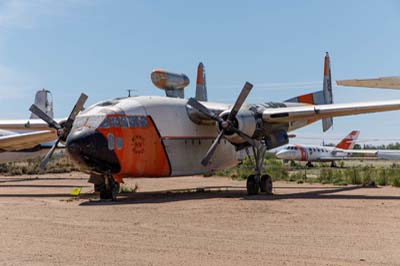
275 130 361 167
275 130 400 166
0 89 57 163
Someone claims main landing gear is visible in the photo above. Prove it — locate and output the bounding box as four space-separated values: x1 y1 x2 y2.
245 145 273 195
92 173 120 201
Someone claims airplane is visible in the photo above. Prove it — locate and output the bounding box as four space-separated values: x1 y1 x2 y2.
274 130 361 167
275 130 400 166
0 89 57 163
3 52 400 201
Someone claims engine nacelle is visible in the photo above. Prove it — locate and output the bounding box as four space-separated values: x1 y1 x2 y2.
265 129 289 149
219 110 257 144
151 70 189 98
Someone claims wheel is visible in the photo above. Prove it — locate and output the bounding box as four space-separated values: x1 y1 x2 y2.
260 174 273 194
99 177 120 201
246 175 259 195
306 161 314 168
330 161 337 168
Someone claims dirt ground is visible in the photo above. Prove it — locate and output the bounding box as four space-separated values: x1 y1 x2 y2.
0 173 399 266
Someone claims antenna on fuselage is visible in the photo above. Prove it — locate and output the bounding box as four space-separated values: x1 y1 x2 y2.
127 89 138 97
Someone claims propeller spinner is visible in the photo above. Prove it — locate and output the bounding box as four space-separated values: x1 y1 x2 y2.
29 93 88 169
187 82 256 166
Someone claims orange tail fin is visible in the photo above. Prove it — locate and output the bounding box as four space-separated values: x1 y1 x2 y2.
335 130 360 149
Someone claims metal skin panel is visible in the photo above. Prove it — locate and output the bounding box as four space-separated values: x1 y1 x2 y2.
163 138 240 176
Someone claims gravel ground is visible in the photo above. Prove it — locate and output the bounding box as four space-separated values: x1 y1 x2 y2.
0 173 399 266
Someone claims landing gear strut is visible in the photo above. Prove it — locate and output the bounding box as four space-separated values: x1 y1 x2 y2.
95 173 120 201
245 145 273 195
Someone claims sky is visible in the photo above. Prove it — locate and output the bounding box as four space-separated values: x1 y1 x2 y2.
1 0 400 144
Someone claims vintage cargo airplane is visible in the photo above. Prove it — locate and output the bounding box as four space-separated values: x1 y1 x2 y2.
4 53 400 200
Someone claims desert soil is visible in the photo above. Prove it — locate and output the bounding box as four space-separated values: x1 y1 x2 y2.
0 173 399 266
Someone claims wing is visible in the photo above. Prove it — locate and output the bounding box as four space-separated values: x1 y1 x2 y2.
262 100 400 124
0 130 56 151
0 118 65 131
337 76 400 89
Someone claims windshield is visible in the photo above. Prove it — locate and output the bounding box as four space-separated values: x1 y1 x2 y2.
73 115 106 129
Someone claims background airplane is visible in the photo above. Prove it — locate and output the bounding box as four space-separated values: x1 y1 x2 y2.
0 89 58 163
275 130 400 167
7 52 400 201
275 130 361 167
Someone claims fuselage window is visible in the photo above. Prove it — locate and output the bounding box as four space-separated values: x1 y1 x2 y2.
108 133 114 150
116 137 123 150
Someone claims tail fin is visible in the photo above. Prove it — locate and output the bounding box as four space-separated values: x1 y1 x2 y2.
322 52 333 131
335 130 360 150
30 89 54 119
284 52 334 131
195 62 207 101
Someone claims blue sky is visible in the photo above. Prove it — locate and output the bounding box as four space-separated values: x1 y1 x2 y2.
1 0 400 144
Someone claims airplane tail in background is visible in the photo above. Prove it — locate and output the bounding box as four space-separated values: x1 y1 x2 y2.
284 52 334 131
335 130 360 150
30 89 54 119
195 62 207 101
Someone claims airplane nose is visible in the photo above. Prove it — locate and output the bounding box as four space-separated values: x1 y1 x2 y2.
276 150 291 160
66 128 120 173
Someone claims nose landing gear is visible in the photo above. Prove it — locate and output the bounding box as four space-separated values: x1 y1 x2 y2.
91 172 120 201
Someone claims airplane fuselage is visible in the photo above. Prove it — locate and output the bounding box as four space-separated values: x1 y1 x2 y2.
66 96 243 181
275 144 352 162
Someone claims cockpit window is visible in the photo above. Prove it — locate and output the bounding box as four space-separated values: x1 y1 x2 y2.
73 117 87 129
99 118 110 128
110 116 120 128
120 116 128 128
128 116 148 128
86 116 105 128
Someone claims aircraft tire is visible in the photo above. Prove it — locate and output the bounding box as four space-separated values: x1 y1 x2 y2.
99 178 120 201
260 174 273 194
246 175 259 195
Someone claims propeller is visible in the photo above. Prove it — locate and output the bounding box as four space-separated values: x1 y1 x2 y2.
187 82 255 166
29 93 88 169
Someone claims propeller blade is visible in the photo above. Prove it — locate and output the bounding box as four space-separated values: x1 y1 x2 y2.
39 138 61 169
201 130 225 166
187 98 223 123
29 104 62 130
228 82 253 121
229 127 258 147
63 93 88 133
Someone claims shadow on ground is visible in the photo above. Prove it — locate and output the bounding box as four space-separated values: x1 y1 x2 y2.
79 185 400 206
